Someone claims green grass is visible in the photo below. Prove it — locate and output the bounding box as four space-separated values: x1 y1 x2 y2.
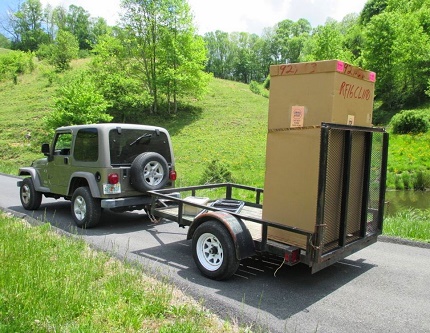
0 213 245 332
383 208 430 243
386 131 430 190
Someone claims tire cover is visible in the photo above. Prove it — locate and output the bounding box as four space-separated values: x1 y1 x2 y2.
130 152 169 192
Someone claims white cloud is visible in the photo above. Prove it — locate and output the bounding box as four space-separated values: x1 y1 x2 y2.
39 0 367 35
40 0 121 25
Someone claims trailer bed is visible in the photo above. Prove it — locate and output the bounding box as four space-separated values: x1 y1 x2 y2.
155 203 264 240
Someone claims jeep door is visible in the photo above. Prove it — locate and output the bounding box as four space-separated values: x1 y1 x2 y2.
46 131 73 195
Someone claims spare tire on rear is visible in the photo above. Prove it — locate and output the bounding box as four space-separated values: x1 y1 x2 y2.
130 152 169 192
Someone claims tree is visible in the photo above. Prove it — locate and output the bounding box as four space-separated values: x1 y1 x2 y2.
9 0 49 51
120 0 209 114
307 19 353 62
49 29 79 71
204 30 236 79
88 17 109 47
363 7 430 109
90 33 152 122
275 18 311 63
360 0 388 25
65 5 91 49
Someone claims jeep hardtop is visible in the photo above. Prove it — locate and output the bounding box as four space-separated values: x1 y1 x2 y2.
18 123 176 228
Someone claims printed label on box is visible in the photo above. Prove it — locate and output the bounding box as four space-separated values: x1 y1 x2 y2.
347 115 355 126
290 106 305 128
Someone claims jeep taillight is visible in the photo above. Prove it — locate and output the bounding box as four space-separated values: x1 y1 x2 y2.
169 170 177 181
108 173 119 184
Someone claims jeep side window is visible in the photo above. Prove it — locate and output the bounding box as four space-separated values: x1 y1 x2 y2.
53 132 72 155
74 128 99 162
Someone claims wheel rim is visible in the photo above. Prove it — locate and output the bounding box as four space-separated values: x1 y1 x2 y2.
196 232 224 271
143 161 164 186
73 195 86 221
21 184 30 205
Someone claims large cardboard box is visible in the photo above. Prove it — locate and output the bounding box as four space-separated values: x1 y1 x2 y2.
263 128 321 248
268 60 376 130
263 60 375 248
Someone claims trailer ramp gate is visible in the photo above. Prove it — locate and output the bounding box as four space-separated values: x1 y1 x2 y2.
312 123 388 272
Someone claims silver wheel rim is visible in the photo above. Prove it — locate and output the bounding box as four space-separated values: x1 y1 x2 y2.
143 161 164 186
21 184 31 205
196 232 223 271
73 195 86 221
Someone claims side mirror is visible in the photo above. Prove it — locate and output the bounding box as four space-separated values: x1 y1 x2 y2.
41 143 50 156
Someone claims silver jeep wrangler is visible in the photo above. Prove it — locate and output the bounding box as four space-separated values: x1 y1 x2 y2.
18 123 176 228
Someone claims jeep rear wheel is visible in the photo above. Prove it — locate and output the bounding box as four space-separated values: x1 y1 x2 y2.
130 152 169 192
20 177 42 210
71 187 101 228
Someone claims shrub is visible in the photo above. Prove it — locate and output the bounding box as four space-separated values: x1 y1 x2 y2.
249 80 261 95
199 159 235 184
263 75 270 90
0 51 34 82
389 110 429 134
45 71 112 128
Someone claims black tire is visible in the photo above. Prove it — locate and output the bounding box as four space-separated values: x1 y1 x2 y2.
192 220 240 280
130 152 169 192
20 177 42 210
71 187 101 228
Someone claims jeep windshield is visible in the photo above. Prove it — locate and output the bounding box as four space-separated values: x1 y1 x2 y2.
109 129 171 166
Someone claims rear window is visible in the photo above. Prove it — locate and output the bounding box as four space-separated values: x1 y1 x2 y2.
109 128 171 166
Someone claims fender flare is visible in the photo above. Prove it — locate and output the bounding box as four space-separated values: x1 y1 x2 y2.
68 172 101 197
18 167 49 192
187 211 255 261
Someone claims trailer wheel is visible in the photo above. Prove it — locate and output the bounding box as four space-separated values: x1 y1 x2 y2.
192 220 240 280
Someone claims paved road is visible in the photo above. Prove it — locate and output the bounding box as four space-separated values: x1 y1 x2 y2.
2 173 430 333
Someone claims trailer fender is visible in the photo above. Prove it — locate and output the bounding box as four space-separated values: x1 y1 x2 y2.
187 211 255 260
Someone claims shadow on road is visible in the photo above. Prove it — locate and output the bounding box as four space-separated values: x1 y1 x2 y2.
8 200 159 235
132 229 376 321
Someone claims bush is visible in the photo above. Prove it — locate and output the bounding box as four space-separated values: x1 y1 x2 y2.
0 51 34 82
263 75 270 90
249 80 261 95
199 159 235 184
45 71 112 128
389 110 429 134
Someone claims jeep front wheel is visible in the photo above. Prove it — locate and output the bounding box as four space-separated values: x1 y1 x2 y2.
71 187 101 228
130 152 169 192
20 177 42 210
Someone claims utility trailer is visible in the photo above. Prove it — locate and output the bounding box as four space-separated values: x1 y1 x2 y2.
148 123 389 280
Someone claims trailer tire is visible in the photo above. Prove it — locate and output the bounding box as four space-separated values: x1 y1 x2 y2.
192 220 240 280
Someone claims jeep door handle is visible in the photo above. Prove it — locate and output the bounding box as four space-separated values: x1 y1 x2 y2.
64 157 69 165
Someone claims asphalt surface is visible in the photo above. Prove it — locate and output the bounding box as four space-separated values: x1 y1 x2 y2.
2 173 430 333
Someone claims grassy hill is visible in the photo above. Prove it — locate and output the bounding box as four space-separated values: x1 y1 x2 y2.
0 60 268 188
1 59 429 191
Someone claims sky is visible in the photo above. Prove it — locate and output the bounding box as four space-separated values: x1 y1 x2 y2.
1 0 368 35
